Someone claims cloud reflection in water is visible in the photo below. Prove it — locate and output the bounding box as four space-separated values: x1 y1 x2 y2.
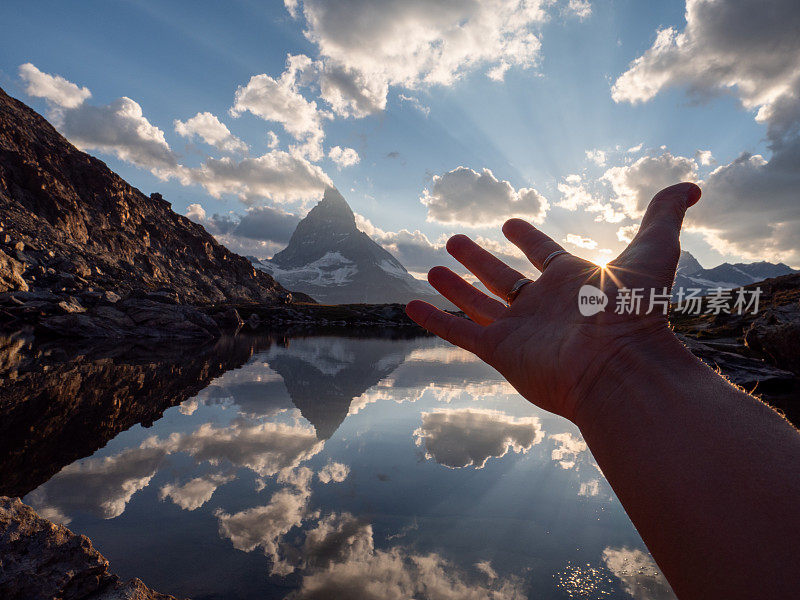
413 408 544 469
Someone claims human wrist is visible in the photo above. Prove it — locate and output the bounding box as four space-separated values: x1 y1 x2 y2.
568 327 700 434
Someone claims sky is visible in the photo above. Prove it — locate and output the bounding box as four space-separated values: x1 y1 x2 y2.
1 0 798 277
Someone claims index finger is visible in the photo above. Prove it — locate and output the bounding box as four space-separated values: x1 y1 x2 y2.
406 300 484 356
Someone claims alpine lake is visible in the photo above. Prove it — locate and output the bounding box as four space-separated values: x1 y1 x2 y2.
1 332 675 600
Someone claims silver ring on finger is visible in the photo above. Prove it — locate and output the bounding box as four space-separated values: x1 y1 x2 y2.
542 249 570 271
506 278 534 305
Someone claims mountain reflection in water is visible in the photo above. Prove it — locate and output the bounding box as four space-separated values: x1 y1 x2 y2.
0 332 676 600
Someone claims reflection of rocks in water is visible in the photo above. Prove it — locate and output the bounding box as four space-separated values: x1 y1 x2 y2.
0 331 276 498
0 330 437 499
266 337 416 439
0 496 182 600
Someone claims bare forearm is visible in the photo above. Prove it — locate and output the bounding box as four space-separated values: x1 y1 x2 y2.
575 332 800 599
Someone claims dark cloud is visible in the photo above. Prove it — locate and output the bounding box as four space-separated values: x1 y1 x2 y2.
233 206 300 243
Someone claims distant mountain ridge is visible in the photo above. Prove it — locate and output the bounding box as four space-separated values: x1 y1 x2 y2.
674 250 797 296
254 187 449 307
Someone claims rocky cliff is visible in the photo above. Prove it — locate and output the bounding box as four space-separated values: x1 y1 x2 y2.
0 86 289 304
0 497 183 600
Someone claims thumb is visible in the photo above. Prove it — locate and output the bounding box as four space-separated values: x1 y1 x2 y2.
617 182 701 273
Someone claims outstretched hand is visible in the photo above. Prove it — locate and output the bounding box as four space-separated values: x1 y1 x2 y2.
406 182 702 425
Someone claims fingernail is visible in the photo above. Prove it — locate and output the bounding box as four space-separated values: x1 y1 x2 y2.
679 182 702 205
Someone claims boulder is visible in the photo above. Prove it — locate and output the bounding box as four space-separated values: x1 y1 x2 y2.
0 248 27 293
245 313 261 331
57 298 86 314
213 307 244 332
678 334 797 388
744 303 800 374
0 496 183 600
118 299 219 339
37 302 219 340
142 289 179 305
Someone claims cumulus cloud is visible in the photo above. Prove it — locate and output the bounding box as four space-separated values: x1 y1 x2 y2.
189 151 331 204
293 0 558 114
159 472 235 511
564 233 598 250
616 224 639 244
550 432 588 470
328 145 360 168
300 0 549 86
585 148 606 166
611 0 800 265
205 205 300 242
18 63 179 177
611 0 800 123
58 97 179 176
18 62 91 108
185 202 301 258
694 149 714 166
294 512 526 599
566 0 592 20
398 94 431 116
186 203 206 222
231 54 326 160
602 151 697 217
421 167 548 227
556 173 625 223
175 111 248 154
318 461 350 484
154 420 324 478
18 64 335 203
355 217 453 274
216 484 315 576
356 214 531 277
602 547 675 600
26 446 168 522
413 408 544 469
319 62 388 117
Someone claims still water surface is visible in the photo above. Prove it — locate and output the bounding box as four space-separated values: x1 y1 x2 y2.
21 335 675 599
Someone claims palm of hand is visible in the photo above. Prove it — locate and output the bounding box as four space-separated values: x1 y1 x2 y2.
407 182 701 422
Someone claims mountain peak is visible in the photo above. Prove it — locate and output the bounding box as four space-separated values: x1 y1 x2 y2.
320 186 352 210
306 186 355 225
677 251 703 276
271 187 357 267
262 188 450 307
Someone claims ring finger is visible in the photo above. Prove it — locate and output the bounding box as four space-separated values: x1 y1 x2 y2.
446 234 529 301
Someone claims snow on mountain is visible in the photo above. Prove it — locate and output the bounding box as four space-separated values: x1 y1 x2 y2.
253 187 451 307
673 251 797 297
260 251 359 288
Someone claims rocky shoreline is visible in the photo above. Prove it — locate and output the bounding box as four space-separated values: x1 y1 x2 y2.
0 288 427 339
0 496 182 600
